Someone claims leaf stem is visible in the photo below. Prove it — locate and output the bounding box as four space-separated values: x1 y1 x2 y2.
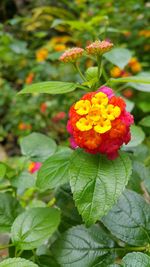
97 55 102 80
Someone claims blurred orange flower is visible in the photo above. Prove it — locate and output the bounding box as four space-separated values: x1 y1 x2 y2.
122 89 134 99
139 30 150 38
52 112 66 122
128 57 142 73
40 102 47 113
36 48 48 62
18 123 32 130
25 72 34 85
54 44 66 52
110 66 122 78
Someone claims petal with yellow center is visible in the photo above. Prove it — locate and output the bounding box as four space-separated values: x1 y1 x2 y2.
76 118 93 131
88 106 101 122
94 119 111 133
106 104 121 121
91 92 108 106
74 100 91 115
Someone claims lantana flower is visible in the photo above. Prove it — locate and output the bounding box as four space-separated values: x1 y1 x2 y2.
36 48 48 62
86 40 113 56
59 47 84 63
28 162 42 174
67 86 134 159
128 57 142 73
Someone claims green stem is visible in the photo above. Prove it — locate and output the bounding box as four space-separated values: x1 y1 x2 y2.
97 55 102 80
16 249 23 257
74 63 87 82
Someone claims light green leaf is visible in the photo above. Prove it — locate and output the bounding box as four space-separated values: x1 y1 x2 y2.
0 258 38 267
109 72 150 92
122 98 134 112
128 72 150 92
104 48 132 69
52 225 114 267
123 252 150 267
123 125 145 150
0 163 7 179
19 81 81 95
0 193 22 232
109 76 150 85
69 150 132 226
139 116 150 127
20 132 57 162
11 207 60 250
36 148 72 191
11 170 35 194
102 190 150 246
85 67 98 81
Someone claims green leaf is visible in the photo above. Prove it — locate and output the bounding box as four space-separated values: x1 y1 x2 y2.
139 116 150 127
0 193 22 232
109 72 150 92
11 207 60 250
123 98 134 112
123 125 145 150
52 225 114 267
11 170 35 194
37 255 60 267
85 67 98 81
69 150 132 226
0 258 38 267
18 81 81 95
104 48 132 69
102 190 150 246
109 76 150 85
36 148 73 191
128 72 150 92
20 132 57 162
123 252 150 267
0 163 7 179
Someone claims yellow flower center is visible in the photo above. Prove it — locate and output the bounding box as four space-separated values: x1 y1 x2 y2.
75 92 121 133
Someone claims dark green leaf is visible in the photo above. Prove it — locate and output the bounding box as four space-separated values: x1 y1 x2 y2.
0 258 38 267
102 190 150 246
123 252 150 267
104 48 132 69
11 207 60 250
0 193 22 232
20 132 57 162
52 225 114 267
37 255 60 267
19 81 80 95
36 148 72 191
69 150 131 226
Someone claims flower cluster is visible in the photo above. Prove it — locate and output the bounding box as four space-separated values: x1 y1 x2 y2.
110 57 141 78
86 40 113 55
67 86 134 159
59 47 84 63
28 162 42 174
59 40 114 63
